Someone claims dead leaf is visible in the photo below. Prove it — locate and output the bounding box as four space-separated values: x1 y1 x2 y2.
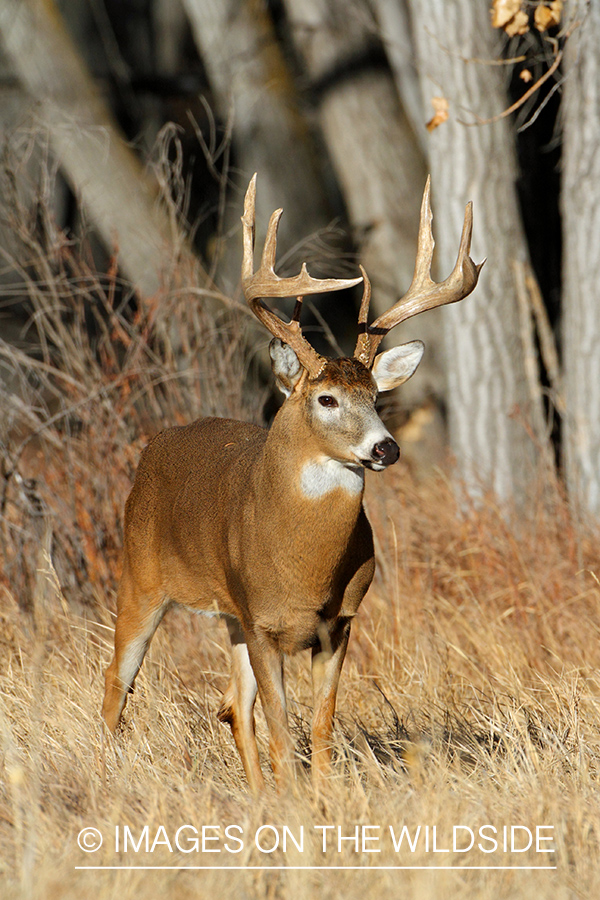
534 0 563 32
426 96 449 133
491 0 522 29
504 9 530 36
520 68 533 83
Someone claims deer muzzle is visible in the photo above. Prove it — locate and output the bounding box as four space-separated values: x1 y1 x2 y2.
365 436 400 470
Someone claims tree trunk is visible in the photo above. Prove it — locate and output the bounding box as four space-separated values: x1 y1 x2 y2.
0 0 201 300
0 44 54 278
182 0 331 294
562 0 600 516
281 0 441 415
371 0 428 156
409 0 543 502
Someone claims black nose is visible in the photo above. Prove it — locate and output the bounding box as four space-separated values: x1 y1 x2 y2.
372 437 400 467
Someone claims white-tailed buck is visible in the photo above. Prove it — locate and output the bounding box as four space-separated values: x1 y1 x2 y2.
103 174 482 792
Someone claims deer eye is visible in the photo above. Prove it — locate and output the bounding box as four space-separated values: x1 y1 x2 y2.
318 394 338 408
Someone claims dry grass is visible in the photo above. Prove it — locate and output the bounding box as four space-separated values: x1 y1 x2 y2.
1 463 600 900
1 155 599 899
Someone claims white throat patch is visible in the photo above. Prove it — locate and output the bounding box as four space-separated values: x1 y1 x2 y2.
299 458 365 499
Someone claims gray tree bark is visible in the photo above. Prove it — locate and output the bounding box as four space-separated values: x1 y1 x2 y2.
0 0 201 299
409 0 543 502
371 0 428 155
0 45 50 277
182 0 330 295
281 0 445 418
562 0 600 516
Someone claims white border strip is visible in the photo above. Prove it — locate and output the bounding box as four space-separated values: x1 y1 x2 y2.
76 865 557 871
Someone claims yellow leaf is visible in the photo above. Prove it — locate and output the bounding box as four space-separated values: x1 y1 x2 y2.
504 9 530 36
534 1 563 32
491 0 522 29
426 96 449 133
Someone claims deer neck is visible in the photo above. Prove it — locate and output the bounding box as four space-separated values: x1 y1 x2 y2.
254 401 365 529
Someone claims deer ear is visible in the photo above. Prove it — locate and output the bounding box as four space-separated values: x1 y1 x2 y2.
371 341 424 392
270 338 304 397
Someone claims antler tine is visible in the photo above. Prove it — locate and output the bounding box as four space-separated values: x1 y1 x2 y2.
356 265 372 326
354 265 373 366
241 173 258 284
241 174 363 378
260 206 283 274
412 174 435 285
354 177 484 368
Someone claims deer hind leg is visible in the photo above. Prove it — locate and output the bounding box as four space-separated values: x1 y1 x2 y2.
310 617 352 786
102 577 167 733
217 618 265 794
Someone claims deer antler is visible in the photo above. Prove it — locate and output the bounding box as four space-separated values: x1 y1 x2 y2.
354 177 484 368
241 174 363 379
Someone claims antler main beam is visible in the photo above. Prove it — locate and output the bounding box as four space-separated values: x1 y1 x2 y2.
241 174 363 379
354 177 484 368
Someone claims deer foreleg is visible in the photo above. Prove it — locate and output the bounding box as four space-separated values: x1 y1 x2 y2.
245 629 292 791
310 617 351 785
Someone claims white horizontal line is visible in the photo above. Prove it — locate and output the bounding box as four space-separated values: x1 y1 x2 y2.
75 865 557 871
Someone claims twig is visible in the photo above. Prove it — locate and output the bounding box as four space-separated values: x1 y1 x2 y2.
460 46 564 127
525 269 564 415
427 28 526 67
513 259 546 440
305 300 345 357
517 77 563 132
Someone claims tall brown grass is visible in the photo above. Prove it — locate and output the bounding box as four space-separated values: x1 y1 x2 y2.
1 155 599 900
